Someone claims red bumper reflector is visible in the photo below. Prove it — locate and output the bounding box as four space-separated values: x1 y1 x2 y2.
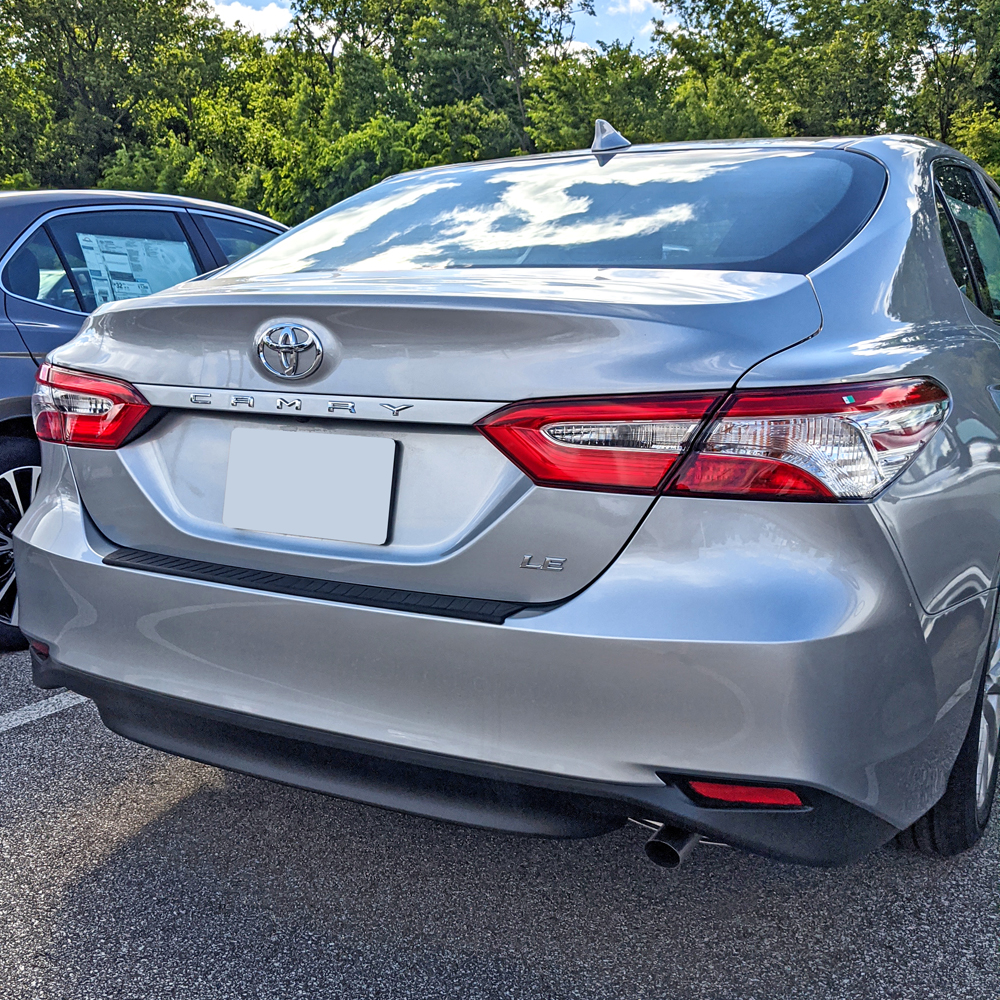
28 640 50 658
688 780 803 807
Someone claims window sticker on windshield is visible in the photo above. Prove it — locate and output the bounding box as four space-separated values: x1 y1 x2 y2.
77 233 197 304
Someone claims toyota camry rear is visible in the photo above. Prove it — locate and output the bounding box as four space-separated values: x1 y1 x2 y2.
15 134 1000 866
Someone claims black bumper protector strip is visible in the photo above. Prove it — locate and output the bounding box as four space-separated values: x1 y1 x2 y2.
102 546 530 625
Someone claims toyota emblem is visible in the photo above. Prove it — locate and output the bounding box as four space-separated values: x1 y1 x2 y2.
254 323 324 379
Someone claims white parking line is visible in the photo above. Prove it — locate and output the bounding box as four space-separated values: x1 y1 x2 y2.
0 692 89 734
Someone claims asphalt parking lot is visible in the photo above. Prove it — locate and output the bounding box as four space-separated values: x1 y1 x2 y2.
0 650 997 1000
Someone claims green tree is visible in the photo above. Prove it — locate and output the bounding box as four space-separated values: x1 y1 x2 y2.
527 42 678 150
952 103 1000 179
3 0 1000 219
0 0 220 186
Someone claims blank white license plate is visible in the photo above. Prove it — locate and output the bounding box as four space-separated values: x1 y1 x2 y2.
223 427 396 545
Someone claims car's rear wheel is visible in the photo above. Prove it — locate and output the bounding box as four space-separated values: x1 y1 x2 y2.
0 435 42 651
897 621 1000 855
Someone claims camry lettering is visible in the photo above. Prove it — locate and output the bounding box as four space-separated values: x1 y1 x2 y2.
328 400 356 414
230 395 254 408
380 403 413 417
190 393 212 405
276 398 302 410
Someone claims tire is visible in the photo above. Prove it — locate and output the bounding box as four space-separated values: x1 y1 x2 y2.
897 620 1000 856
0 435 42 652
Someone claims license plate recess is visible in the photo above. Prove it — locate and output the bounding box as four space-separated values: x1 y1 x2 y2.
223 427 396 545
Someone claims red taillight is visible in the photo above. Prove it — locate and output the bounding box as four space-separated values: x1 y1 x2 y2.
687 780 804 807
33 363 151 449
476 393 722 493
477 378 949 500
672 455 833 498
670 378 949 500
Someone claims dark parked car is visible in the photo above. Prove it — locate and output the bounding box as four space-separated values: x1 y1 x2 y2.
0 190 284 647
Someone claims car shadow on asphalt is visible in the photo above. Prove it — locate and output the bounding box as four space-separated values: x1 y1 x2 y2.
11 746 998 1000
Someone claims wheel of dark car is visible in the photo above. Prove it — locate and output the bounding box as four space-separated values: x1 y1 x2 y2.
0 436 42 651
898 625 1000 855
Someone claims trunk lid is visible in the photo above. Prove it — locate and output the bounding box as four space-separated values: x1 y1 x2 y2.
57 268 820 604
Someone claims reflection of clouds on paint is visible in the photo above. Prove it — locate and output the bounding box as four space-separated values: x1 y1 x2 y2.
354 204 692 269
229 148 838 274
235 154 734 274
226 179 461 275
212 1 292 36
340 156 728 269
478 154 730 192
428 159 706 250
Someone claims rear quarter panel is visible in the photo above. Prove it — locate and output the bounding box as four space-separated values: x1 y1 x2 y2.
740 138 1000 618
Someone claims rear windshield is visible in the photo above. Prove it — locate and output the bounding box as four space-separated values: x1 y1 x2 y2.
227 148 887 277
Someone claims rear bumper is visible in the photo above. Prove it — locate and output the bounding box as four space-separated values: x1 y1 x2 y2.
33 651 898 864
14 444 990 864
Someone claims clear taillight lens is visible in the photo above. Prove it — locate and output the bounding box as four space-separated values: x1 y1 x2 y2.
477 393 723 493
33 363 151 449
671 379 950 499
477 379 949 499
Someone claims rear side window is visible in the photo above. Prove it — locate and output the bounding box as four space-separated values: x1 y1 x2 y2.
985 181 1000 218
199 215 279 263
46 211 199 311
2 228 80 311
935 164 1000 321
936 191 978 307
226 148 888 277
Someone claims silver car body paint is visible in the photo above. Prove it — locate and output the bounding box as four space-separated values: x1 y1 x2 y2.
57 268 822 603
738 136 1000 615
14 135 1000 859
51 268 822 397
14 443 990 828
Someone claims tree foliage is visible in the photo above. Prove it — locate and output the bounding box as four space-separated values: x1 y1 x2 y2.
1 0 998 222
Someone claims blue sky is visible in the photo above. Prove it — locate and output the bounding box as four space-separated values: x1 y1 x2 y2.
210 1 663 50
571 0 663 50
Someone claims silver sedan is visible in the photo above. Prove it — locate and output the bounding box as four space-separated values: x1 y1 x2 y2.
15 129 1000 867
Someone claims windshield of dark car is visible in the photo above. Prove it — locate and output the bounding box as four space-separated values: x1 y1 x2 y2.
226 148 887 276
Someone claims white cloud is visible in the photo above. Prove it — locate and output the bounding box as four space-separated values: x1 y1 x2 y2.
212 1 293 36
607 0 656 15
546 37 593 58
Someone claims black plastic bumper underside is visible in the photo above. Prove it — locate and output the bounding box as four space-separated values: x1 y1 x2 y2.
33 654 900 866
102 546 531 624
